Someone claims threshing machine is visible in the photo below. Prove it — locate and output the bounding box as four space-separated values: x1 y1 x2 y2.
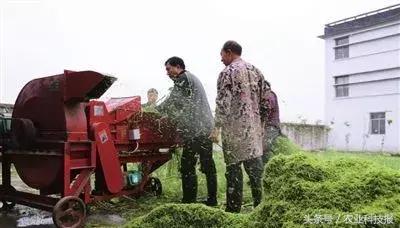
0 70 180 227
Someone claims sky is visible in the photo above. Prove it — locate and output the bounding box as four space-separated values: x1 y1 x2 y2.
0 0 399 123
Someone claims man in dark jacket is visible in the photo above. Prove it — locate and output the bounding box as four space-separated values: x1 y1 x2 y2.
157 56 217 206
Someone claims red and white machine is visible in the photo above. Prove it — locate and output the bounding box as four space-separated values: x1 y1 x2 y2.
0 70 180 227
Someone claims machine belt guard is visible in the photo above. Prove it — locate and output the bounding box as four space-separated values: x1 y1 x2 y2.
92 122 123 193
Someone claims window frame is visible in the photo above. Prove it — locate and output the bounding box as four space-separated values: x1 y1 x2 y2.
334 75 349 97
370 112 386 135
334 36 349 60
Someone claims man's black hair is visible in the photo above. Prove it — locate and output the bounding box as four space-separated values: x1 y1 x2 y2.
165 56 186 70
222 40 242 55
147 88 158 94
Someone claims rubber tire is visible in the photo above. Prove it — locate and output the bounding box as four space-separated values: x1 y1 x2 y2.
147 177 162 196
52 196 86 228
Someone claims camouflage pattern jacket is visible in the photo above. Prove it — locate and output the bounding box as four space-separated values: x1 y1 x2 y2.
215 58 270 164
156 71 214 141
141 102 158 113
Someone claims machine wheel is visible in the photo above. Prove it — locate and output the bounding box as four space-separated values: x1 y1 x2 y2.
52 196 86 228
146 177 162 196
0 185 16 211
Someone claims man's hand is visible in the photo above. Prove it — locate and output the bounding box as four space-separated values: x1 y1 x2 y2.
209 127 221 144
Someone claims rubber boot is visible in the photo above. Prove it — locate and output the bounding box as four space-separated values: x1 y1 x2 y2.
181 174 197 203
250 183 262 208
205 173 218 206
225 164 243 213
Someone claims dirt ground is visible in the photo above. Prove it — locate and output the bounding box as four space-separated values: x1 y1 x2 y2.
0 165 125 228
0 165 54 227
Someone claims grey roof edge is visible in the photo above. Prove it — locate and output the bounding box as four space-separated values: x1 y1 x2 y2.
319 3 400 39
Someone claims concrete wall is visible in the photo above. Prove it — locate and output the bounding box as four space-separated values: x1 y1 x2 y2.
281 123 329 150
326 95 398 152
324 21 400 153
0 104 13 117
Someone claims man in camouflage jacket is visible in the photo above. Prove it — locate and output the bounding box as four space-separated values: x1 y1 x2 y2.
210 41 270 213
142 88 159 113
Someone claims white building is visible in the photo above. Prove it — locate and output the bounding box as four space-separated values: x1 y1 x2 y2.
320 4 400 152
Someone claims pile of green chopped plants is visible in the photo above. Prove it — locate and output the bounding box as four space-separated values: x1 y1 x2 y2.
125 203 247 228
249 153 400 227
269 136 302 156
124 136 400 227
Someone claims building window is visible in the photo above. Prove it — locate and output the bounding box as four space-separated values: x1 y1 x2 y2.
335 36 349 45
370 112 385 135
334 76 349 97
335 36 349 59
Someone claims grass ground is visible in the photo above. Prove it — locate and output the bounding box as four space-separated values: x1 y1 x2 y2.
306 150 400 171
86 149 400 227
